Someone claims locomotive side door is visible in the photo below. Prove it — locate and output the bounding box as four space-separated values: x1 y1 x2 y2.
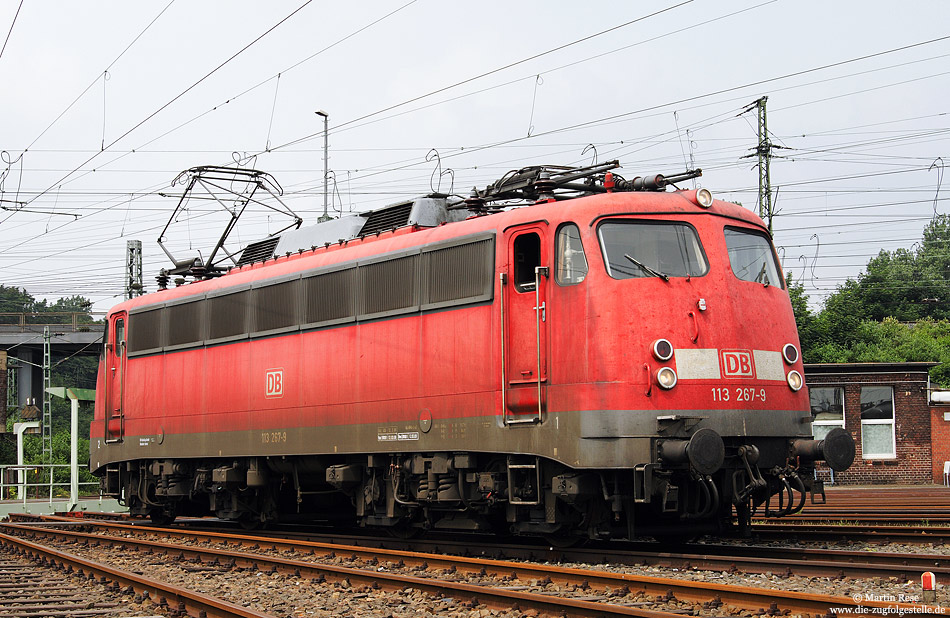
502 225 549 423
104 312 127 443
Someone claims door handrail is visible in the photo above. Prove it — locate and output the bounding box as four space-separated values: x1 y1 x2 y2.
533 266 549 424
499 272 508 423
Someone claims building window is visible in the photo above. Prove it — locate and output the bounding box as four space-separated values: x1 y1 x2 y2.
860 386 895 459
809 386 845 441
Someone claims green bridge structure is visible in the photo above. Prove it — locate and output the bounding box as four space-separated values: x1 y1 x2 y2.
0 313 121 516
1 311 103 412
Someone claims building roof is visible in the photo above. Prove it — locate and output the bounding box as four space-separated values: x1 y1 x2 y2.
804 362 939 376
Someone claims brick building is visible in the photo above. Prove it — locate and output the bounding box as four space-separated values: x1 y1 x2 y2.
932 395 950 485
804 362 937 485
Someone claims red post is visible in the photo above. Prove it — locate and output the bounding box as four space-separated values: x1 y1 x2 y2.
922 571 936 603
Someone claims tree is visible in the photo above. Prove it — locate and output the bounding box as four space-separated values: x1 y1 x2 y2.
0 285 39 321
787 272 818 353
805 317 950 386
0 286 97 323
814 215 950 327
796 215 950 385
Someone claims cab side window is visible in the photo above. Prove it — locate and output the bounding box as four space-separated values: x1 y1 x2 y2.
101 321 111 359
723 227 784 288
115 318 125 358
555 223 588 285
513 233 541 292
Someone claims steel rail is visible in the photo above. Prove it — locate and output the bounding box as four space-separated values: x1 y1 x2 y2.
0 523 694 618
0 548 123 617
752 522 950 543
763 515 950 524
775 508 950 514
21 514 950 575
0 520 921 617
0 531 277 618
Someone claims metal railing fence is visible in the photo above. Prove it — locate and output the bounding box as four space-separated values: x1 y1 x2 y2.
0 463 99 506
0 312 106 333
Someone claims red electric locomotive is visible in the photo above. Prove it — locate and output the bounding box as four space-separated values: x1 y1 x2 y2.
91 161 854 539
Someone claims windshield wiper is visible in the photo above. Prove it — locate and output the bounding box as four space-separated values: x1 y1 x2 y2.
624 254 670 281
754 262 770 286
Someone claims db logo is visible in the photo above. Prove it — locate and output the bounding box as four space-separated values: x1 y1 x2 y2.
721 350 755 378
265 369 284 398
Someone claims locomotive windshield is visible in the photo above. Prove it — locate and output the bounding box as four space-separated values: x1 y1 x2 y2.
598 221 707 280
724 227 784 288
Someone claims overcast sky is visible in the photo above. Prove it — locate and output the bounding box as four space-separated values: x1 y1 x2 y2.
1 1 947 313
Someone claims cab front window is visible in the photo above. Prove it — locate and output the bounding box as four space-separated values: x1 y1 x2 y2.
724 227 784 288
598 221 708 280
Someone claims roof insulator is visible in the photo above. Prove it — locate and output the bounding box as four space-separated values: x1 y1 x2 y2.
464 188 486 213
534 170 555 203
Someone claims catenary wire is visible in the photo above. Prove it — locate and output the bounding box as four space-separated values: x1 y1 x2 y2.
0 0 23 62
21 0 316 208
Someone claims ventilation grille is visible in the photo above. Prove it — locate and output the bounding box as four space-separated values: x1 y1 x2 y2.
304 268 357 325
360 202 414 236
208 291 249 340
126 233 495 356
128 308 163 354
166 301 203 347
423 238 494 306
252 280 298 333
238 237 280 267
359 255 418 318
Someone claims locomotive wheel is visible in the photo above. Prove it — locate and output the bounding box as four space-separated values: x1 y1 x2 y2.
544 532 584 548
238 513 265 530
650 534 695 545
388 523 423 539
149 509 176 526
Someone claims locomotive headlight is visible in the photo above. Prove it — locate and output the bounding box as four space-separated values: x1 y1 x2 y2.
786 370 803 391
656 367 678 389
782 343 799 364
696 188 714 208
652 338 674 361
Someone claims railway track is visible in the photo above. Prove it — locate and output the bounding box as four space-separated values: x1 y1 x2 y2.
751 522 950 544
2 516 937 617
821 486 950 503
19 513 950 578
0 544 125 618
759 486 950 524
162 519 950 580
0 530 275 618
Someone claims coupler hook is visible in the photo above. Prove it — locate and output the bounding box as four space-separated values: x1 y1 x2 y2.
732 445 767 507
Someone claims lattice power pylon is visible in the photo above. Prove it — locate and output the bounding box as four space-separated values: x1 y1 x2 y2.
740 96 784 234
754 96 773 231
126 240 143 300
42 326 52 463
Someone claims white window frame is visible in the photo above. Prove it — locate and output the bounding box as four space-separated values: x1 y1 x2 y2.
809 385 845 440
860 386 896 459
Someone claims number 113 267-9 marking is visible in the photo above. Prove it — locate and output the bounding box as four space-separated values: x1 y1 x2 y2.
711 387 766 402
